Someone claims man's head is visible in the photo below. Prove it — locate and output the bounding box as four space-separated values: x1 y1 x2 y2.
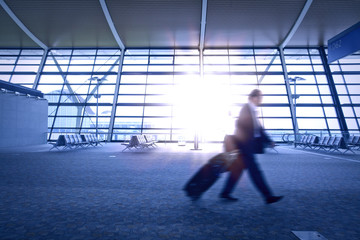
248 89 263 106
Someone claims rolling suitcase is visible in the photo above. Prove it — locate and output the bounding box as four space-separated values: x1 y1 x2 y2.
183 135 243 200
183 152 236 199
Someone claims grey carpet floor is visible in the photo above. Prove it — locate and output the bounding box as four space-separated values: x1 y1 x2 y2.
0 143 359 240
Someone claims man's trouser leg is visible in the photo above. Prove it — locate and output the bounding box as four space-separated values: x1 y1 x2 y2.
221 159 243 196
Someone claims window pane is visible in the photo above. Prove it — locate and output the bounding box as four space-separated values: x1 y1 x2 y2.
263 118 293 129
260 85 287 94
121 75 147 84
261 95 288 104
298 118 327 129
230 65 255 72
338 95 351 104
335 85 348 94
116 106 144 116
260 107 291 117
342 107 355 117
348 85 360 95
150 49 174 55
117 95 145 103
346 118 358 129
255 56 281 64
144 106 172 116
343 75 360 83
150 56 173 64
10 75 36 84
323 107 337 117
124 56 148 64
175 56 199 64
327 119 340 129
148 65 173 72
354 107 360 117
350 95 360 104
143 117 171 128
230 56 255 64
118 85 146 94
296 85 319 94
296 107 324 117
296 95 321 104
53 117 80 128
204 56 229 64
122 65 148 72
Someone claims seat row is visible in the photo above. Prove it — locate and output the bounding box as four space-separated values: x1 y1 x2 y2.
294 134 359 154
49 134 103 150
121 135 158 152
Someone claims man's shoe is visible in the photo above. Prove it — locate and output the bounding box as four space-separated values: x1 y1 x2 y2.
266 196 284 204
220 194 238 201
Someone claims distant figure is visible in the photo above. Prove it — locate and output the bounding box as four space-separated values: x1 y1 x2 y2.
220 89 283 204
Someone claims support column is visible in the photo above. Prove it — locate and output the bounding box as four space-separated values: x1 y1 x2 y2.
108 50 125 142
319 47 349 138
33 49 48 89
192 49 204 150
279 48 298 143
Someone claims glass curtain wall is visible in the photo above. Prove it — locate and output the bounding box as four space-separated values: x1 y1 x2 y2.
0 49 44 88
202 48 291 142
36 49 121 141
283 48 341 136
1 47 359 142
113 49 200 142
328 50 360 135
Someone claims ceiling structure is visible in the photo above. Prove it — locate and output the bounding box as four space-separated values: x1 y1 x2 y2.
0 0 359 49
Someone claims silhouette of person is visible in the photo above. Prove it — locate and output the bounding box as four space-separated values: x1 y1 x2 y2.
220 89 283 204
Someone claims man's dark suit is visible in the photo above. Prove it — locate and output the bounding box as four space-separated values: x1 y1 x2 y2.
221 103 273 199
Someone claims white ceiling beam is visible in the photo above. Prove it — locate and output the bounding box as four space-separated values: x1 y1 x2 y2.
99 0 125 50
0 0 48 50
199 0 208 50
279 0 313 49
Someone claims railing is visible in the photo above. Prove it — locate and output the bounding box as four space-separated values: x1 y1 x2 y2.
0 80 44 98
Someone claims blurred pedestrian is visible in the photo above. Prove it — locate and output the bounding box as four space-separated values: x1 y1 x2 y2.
220 89 283 204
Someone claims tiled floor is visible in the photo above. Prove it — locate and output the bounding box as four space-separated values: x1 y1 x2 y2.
0 143 359 239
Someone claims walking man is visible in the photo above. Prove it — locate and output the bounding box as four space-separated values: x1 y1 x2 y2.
220 89 283 204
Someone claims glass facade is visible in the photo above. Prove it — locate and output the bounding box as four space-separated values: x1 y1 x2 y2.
283 48 338 136
37 49 121 141
114 49 200 142
329 50 360 135
0 47 359 142
0 49 44 88
202 48 290 141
